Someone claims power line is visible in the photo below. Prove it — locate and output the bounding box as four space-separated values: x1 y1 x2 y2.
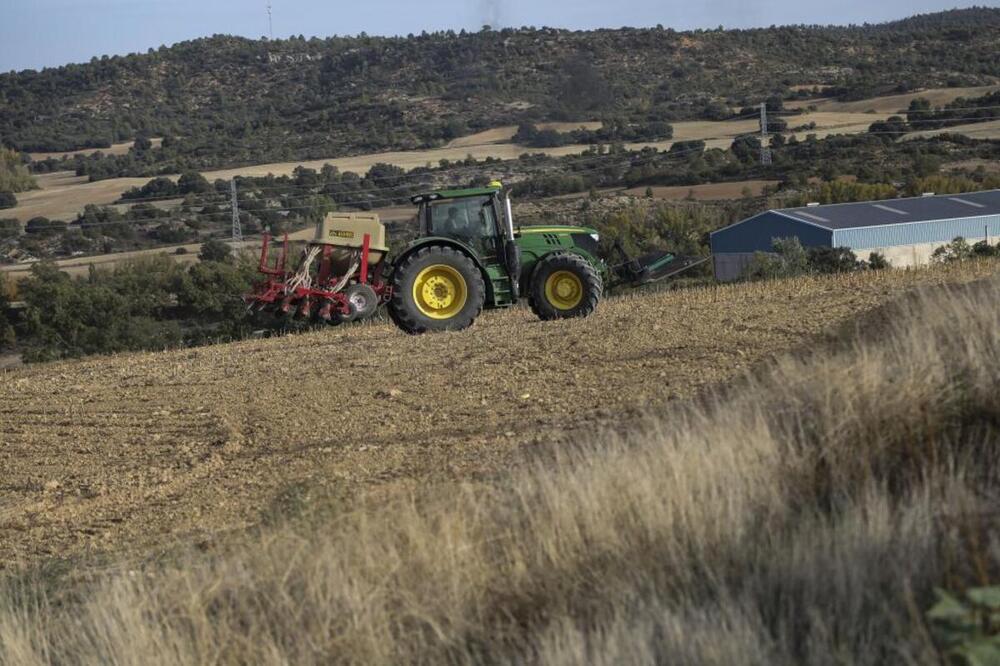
57 144 734 230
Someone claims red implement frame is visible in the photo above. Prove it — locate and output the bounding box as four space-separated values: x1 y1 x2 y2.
245 231 391 322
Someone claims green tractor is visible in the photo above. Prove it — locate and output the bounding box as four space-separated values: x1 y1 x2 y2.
247 183 703 334
385 184 702 334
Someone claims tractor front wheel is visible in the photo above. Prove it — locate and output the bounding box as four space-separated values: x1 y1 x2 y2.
529 253 602 321
388 245 486 334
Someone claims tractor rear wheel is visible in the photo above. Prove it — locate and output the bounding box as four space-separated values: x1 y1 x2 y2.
388 245 485 334
529 253 602 321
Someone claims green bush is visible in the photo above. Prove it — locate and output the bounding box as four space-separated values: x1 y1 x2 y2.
927 586 1000 666
24 217 66 235
971 240 999 257
199 239 233 263
932 237 975 263
0 218 21 239
867 252 890 270
806 246 860 274
742 237 810 280
13 254 256 362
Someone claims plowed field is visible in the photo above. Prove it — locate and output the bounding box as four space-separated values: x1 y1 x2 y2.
1 261 996 568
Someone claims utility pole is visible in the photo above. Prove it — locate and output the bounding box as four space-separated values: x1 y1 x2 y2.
230 180 243 245
759 102 772 166
266 2 273 40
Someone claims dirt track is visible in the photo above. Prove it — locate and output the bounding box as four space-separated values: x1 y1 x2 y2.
1 261 996 568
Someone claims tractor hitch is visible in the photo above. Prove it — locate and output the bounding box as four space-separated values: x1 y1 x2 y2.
608 240 708 288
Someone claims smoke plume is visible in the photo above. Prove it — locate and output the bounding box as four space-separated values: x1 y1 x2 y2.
480 0 504 29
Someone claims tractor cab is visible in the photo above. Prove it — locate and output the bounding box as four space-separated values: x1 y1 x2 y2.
410 187 509 264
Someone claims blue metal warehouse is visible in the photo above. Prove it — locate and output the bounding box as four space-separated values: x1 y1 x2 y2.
710 189 1000 280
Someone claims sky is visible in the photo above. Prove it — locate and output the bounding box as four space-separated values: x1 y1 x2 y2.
0 0 994 73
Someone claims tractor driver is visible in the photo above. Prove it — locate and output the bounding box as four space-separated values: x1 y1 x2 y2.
443 206 463 235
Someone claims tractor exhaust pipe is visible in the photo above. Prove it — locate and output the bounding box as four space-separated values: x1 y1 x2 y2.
503 192 521 299
504 193 515 240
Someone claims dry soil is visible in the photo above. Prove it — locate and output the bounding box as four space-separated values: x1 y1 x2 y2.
1 261 996 568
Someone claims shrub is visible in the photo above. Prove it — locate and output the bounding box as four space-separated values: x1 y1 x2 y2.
971 240 999 257
867 252 890 270
807 246 860 273
932 237 974 263
926 586 1000 665
198 238 233 263
0 192 16 209
742 236 810 280
0 218 21 239
25 217 66 235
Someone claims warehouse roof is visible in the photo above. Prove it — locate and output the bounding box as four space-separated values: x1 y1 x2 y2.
770 189 1000 231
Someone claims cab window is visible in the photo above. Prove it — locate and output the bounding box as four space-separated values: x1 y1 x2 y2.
428 196 498 254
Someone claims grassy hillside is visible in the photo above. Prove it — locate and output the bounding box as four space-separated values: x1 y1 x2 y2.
1 262 998 663
2 8 998 171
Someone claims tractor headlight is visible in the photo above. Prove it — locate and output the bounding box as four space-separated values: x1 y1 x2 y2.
590 233 600 242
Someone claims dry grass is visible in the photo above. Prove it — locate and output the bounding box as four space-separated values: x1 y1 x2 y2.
905 118 1000 142
26 138 163 162
785 86 1000 113
2 268 999 664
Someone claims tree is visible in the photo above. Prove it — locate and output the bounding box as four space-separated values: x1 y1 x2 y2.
25 217 66 235
0 192 16 209
0 218 21 239
199 238 233 263
133 135 153 152
807 246 860 273
177 171 212 195
0 148 36 192
730 135 761 164
742 237 810 280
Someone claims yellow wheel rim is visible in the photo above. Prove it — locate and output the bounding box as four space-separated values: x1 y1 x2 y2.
413 264 468 319
544 270 584 310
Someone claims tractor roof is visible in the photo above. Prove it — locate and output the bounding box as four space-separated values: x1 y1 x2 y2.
410 187 499 204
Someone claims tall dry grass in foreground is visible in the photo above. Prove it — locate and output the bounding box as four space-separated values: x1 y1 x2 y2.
2 275 1000 665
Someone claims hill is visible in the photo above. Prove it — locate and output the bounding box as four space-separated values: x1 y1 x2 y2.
2 8 999 173
1 260 998 662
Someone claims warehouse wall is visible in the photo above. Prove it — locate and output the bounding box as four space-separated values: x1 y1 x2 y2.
852 241 948 268
711 212 832 254
833 214 1000 250
713 252 758 281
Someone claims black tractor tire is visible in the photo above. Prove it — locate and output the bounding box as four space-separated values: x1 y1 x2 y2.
529 253 602 321
388 245 486 334
345 283 379 320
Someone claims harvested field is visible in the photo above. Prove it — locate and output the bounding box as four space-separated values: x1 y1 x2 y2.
785 85 1000 113
905 118 1000 141
620 179 779 200
6 172 153 223
445 122 603 148
6 110 891 226
0 260 996 568
26 138 162 162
